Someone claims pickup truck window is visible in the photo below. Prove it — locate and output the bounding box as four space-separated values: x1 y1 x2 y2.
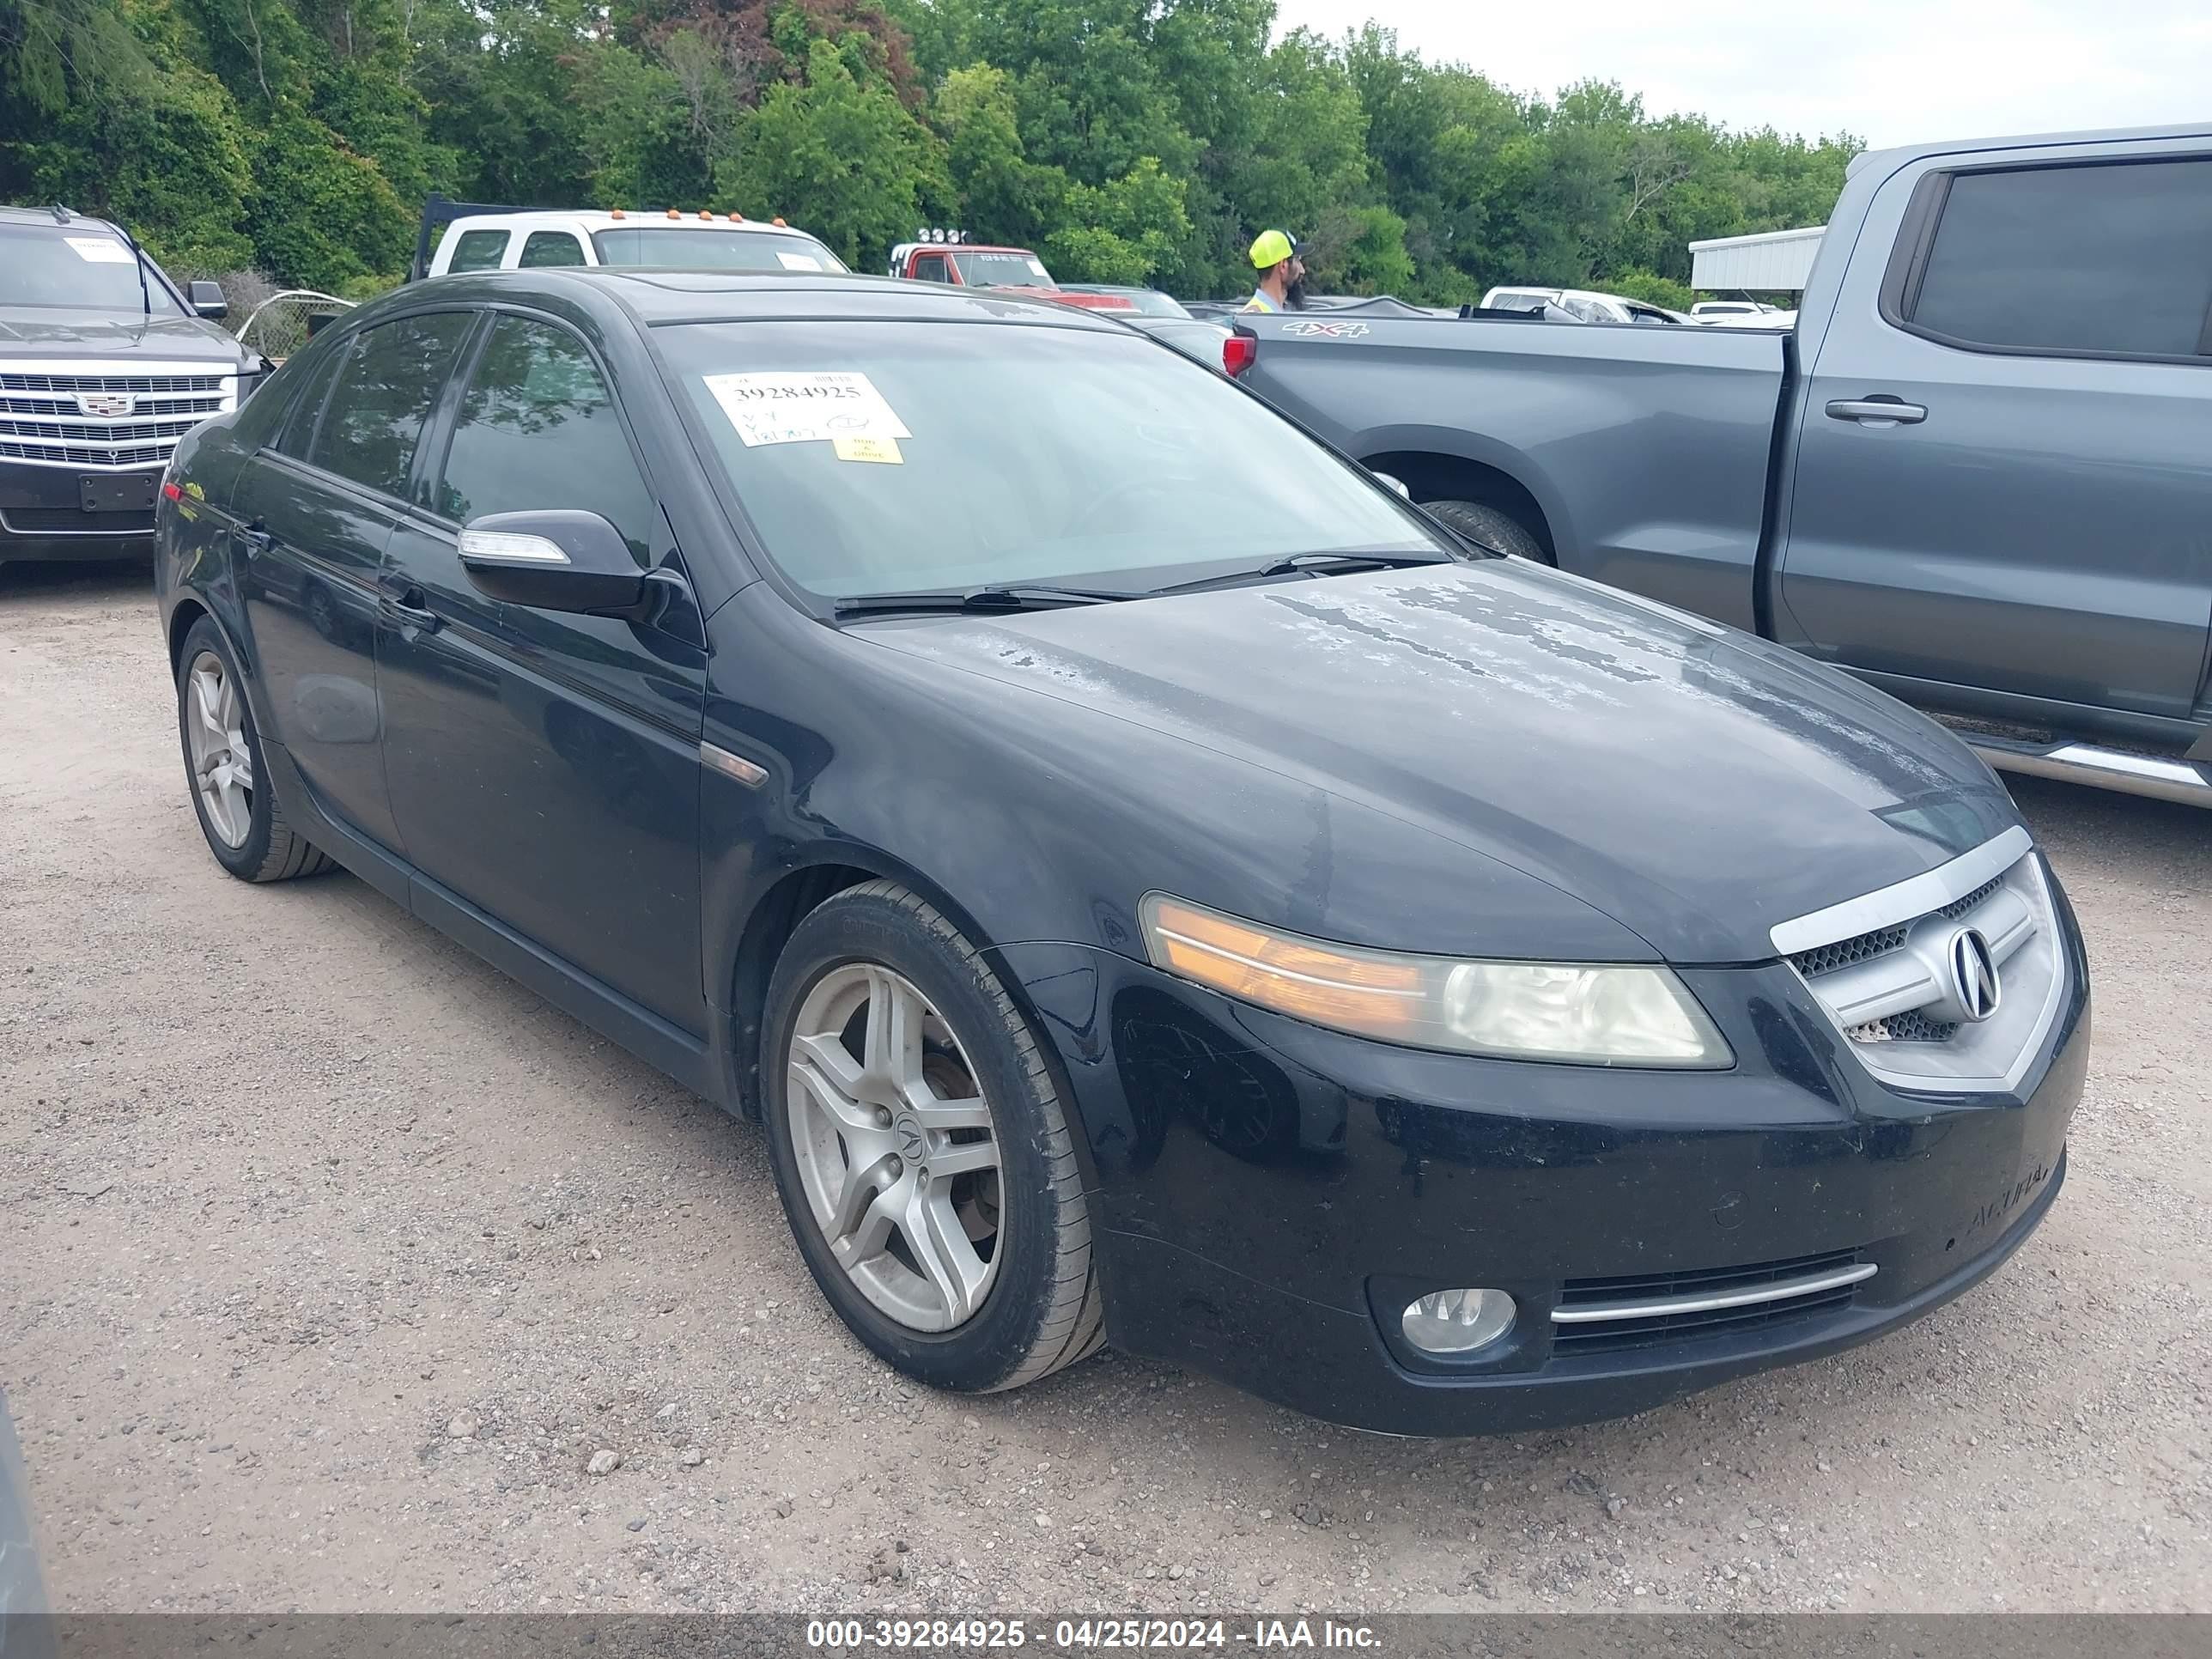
518 231 587 268
951 252 1053 287
909 252 951 282
1902 157 2212 361
592 227 846 273
446 229 510 273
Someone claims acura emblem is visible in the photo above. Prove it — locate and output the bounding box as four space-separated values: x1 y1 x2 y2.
77 392 136 419
1948 927 2001 1023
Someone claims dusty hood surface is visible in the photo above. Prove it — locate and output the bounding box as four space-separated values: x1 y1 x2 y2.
861 559 2020 963
0 308 246 363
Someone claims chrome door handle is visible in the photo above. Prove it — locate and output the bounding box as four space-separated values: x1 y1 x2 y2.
1826 398 1927 425
378 586 441 633
236 524 272 556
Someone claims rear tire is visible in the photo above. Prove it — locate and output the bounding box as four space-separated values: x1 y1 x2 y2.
1425 498 1549 563
761 880 1103 1394
175 617 333 883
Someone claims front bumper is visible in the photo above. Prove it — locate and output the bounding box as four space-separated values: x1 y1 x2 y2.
993 884 2089 1436
0 459 158 562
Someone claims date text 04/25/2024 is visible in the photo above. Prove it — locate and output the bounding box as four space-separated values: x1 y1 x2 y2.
804 1619 1383 1650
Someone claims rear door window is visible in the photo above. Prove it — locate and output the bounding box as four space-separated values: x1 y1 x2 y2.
1903 157 2212 359
271 335 351 461
307 312 476 498
518 231 587 268
446 229 510 273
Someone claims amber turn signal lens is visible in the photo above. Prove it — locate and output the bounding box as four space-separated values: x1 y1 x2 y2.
1141 897 1423 1034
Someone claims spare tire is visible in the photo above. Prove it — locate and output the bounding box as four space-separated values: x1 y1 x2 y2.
1424 499 1549 563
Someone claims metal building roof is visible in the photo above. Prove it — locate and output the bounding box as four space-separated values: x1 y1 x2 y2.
1688 225 1825 293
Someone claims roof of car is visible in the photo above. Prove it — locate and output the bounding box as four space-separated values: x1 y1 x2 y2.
450 210 827 239
0 205 121 231
410 268 1136 331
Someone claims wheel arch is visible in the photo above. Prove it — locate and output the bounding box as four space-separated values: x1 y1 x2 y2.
166 593 216 679
1363 447 1559 562
720 846 1020 1122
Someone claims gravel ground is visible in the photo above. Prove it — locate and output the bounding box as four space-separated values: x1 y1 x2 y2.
3 560 2208 1616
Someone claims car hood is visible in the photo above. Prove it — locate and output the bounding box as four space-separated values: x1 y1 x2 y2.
0 308 246 362
860 560 2020 963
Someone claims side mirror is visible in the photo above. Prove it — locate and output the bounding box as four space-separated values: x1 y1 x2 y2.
189 280 228 320
1373 472 1412 500
459 510 653 618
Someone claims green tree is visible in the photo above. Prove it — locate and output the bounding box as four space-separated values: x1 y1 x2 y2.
936 61 1063 244
1046 154 1188 283
717 35 944 267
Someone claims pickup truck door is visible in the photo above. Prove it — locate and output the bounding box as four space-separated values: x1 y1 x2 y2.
1778 137 2212 725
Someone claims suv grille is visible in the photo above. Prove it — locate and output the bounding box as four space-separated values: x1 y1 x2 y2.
0 365 234 469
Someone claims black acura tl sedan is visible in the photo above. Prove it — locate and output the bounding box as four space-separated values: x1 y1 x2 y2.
153 270 2087 1435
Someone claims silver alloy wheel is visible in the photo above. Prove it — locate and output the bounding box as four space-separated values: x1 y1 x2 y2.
786 963 1003 1332
185 650 254 848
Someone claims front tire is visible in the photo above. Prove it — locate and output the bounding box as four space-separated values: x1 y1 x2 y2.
174 617 332 883
761 880 1103 1393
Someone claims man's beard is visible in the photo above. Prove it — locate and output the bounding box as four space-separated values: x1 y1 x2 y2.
1285 276 1310 309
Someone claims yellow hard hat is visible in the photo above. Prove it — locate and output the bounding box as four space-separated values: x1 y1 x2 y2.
1249 228 1302 270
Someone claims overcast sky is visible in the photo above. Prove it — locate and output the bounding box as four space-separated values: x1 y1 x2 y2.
1270 0 2212 149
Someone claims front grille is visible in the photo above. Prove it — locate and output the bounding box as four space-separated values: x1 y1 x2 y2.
1791 923 1908 979
0 363 233 469
0 439 171 466
1773 828 2064 1093
1553 1248 1867 1357
1846 1008 1959 1045
3 393 224 418
0 372 224 394
0 416 204 444
0 507 155 534
1937 877 2003 921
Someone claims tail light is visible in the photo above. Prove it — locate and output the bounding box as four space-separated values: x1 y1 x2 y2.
1223 332 1257 378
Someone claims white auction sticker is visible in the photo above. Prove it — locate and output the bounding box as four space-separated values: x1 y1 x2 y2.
775 251 825 271
66 236 135 264
703 371 912 448
1025 258 1048 278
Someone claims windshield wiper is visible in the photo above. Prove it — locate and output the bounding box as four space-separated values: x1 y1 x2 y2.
832 583 1135 617
1147 549 1453 597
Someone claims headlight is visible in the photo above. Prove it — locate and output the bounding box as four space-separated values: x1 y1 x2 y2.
1139 895 1732 1068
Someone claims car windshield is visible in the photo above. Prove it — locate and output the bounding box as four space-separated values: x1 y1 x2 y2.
592 227 848 274
0 224 177 313
666 319 1443 599
953 252 1054 287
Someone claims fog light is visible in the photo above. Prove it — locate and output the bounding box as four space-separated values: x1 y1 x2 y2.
1401 1289 1516 1356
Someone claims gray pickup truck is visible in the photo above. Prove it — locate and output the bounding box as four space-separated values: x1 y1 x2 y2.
1236 121 2212 806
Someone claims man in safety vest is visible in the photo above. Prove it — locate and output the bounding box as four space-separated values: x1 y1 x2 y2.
1240 229 1308 313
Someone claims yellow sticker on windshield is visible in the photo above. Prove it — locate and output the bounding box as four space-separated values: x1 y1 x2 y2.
833 436 902 465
